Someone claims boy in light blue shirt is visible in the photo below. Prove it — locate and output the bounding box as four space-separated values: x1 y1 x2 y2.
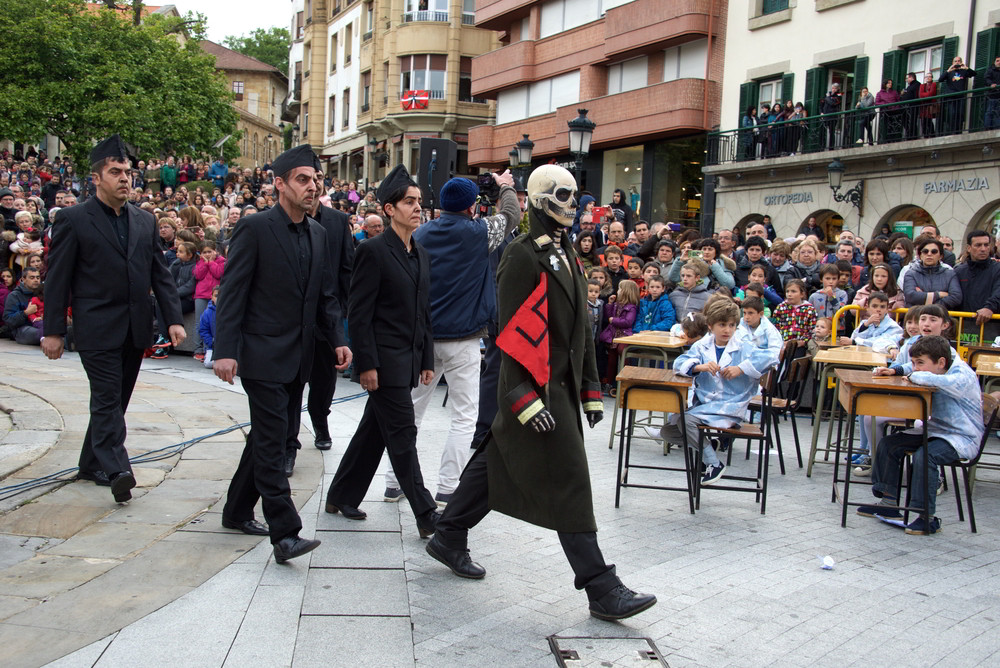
858 336 983 535
837 291 902 353
735 296 783 356
654 298 778 485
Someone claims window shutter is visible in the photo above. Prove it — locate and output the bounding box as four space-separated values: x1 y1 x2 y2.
975 27 1000 75
804 67 825 116
881 49 905 88
942 37 960 71
852 56 868 93
738 82 752 125
780 73 795 104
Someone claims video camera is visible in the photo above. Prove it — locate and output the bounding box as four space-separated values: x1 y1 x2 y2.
477 173 500 206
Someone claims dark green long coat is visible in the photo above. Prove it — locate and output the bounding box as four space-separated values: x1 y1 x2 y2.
487 210 602 533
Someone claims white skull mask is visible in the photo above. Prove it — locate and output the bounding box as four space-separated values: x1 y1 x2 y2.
527 165 577 227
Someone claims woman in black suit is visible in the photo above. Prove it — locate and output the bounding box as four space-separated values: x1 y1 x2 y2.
325 165 439 537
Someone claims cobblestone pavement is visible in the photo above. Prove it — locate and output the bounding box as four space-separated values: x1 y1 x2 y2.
3 339 998 667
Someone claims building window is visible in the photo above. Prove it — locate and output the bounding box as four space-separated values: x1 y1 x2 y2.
296 11 305 40
329 95 337 132
404 0 448 23
399 54 447 100
761 0 789 14
663 38 708 82
303 103 309 137
330 34 338 72
496 70 580 124
233 81 244 101
459 57 486 103
907 43 943 83
757 78 782 109
242 131 248 157
539 0 600 39
607 56 647 95
364 2 374 38
303 42 312 77
344 22 352 64
343 89 351 128
362 71 371 110
252 133 259 163
462 0 476 25
383 61 389 103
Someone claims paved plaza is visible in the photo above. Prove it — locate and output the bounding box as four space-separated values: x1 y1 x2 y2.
1 339 1000 667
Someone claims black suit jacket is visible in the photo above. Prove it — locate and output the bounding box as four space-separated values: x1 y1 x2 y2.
214 204 344 384
313 204 354 343
44 197 182 350
349 225 433 388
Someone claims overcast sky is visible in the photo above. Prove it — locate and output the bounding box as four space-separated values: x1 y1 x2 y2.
170 1 286 43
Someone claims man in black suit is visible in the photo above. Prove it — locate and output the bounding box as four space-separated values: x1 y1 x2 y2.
42 134 186 504
324 164 439 538
287 160 354 470
213 144 351 564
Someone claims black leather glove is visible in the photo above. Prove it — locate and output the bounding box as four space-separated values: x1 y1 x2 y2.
527 408 556 433
586 410 604 428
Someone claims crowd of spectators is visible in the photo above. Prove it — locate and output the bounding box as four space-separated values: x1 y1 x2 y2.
0 146 393 360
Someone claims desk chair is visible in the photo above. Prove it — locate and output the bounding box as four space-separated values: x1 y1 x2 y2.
696 369 777 514
942 394 998 533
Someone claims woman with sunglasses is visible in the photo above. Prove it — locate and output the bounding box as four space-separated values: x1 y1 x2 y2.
902 235 961 308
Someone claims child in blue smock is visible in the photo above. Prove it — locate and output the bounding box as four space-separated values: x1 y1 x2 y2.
656 297 778 485
837 291 902 353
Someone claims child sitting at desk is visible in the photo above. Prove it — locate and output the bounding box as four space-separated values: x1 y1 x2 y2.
653 298 777 486
858 335 983 535
669 311 709 341
735 296 783 354
836 291 903 352
850 305 953 474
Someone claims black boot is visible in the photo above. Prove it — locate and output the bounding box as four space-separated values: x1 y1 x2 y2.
588 584 657 621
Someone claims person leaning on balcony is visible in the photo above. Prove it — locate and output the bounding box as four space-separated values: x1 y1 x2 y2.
938 56 976 135
876 79 902 143
855 87 876 145
903 236 961 309
900 73 922 140
918 74 939 137
985 56 1000 131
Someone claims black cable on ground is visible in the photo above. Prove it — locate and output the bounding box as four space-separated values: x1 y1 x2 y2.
0 391 367 502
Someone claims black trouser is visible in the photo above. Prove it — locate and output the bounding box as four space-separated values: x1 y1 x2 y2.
78 342 145 476
224 378 305 543
472 322 500 449
326 385 436 518
307 338 337 441
436 443 620 599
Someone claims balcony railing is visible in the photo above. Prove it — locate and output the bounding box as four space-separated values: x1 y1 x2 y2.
462 12 475 25
402 10 449 23
363 30 373 42
361 103 370 112
707 85 1000 166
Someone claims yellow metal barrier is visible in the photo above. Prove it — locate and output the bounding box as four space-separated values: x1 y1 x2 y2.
828 304 1000 361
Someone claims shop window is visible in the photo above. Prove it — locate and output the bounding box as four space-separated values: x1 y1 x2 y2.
608 56 647 95
663 39 708 82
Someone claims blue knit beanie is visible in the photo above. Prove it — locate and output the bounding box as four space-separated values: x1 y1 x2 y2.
439 177 478 212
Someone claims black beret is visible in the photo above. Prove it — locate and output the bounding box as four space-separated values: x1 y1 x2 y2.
89 134 133 166
272 144 317 178
376 164 415 205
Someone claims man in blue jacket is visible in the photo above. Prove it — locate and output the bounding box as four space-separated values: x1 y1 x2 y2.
383 172 520 504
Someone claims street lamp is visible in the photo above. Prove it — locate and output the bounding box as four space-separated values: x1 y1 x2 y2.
567 109 595 185
827 158 864 233
515 133 534 166
508 148 519 169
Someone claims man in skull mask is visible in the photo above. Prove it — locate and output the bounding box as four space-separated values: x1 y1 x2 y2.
425 165 656 621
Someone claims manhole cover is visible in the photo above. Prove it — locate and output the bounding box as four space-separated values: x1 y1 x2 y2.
548 636 669 667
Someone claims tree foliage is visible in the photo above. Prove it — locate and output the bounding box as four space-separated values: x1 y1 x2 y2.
0 0 241 166
223 27 291 75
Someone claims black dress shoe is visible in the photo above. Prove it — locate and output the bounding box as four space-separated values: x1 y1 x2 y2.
221 517 270 535
284 452 296 477
110 471 136 503
425 535 485 579
273 535 321 564
77 470 111 487
588 584 657 621
314 438 332 451
324 501 367 520
416 509 440 539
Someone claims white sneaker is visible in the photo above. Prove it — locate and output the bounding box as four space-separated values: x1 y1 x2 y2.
643 426 664 441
